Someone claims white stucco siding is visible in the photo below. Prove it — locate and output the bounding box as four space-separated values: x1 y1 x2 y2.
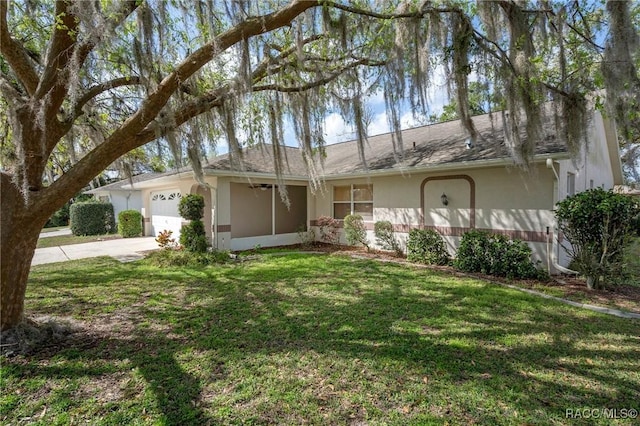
111 191 143 220
556 111 619 202
470 165 556 232
372 175 422 226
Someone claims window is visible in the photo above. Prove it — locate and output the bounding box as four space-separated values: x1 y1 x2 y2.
567 173 576 196
589 179 594 189
333 184 373 220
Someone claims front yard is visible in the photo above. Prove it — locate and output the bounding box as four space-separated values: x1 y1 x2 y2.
2 253 639 425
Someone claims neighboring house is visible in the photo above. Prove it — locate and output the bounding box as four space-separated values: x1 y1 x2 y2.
103 108 623 273
85 173 159 223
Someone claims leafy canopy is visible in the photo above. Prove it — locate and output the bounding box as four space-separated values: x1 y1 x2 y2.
1 0 638 196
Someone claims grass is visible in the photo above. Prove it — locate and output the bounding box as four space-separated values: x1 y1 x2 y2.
36 233 122 249
39 226 68 233
2 254 639 425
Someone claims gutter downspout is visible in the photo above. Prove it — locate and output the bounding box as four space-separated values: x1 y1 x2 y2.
546 159 579 275
212 186 218 250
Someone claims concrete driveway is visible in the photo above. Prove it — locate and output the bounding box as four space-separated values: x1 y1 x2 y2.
32 237 158 266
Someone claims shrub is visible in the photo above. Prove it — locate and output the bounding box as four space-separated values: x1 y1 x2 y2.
179 194 205 220
374 220 402 255
555 188 639 289
118 210 143 238
178 193 208 253
45 193 92 228
454 230 543 280
69 201 115 236
156 229 179 249
631 207 640 237
45 203 70 228
343 214 369 250
453 229 490 273
316 215 340 245
179 219 208 253
406 229 449 265
297 224 316 248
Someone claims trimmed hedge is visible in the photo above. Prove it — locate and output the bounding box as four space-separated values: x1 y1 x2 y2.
178 193 208 253
179 194 205 221
406 229 450 265
179 220 208 252
454 229 543 279
118 210 143 238
69 201 116 236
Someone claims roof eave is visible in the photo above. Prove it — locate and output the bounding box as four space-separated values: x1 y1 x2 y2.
320 153 571 180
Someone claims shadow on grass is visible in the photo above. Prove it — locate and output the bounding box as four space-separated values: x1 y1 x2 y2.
10 254 640 424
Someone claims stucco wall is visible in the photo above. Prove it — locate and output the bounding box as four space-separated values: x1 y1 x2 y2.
310 164 558 267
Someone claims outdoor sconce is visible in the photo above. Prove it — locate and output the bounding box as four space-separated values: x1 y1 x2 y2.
441 193 449 206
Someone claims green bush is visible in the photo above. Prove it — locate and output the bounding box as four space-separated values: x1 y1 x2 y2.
453 230 490 273
45 193 92 228
406 229 449 265
118 210 143 238
297 224 315 248
177 193 208 252
454 230 543 280
69 201 115 236
555 188 639 288
179 194 205 221
344 214 369 250
374 220 402 255
179 219 208 253
45 203 70 228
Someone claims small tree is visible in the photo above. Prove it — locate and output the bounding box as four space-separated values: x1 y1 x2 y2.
316 216 340 245
178 194 208 253
344 214 369 251
555 188 639 289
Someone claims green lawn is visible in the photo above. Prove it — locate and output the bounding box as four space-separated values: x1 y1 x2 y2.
2 254 639 425
39 226 68 233
36 233 122 248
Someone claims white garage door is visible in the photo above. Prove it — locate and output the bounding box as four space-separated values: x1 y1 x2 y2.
150 189 183 239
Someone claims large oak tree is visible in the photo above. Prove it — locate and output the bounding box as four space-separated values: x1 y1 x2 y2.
1 0 638 331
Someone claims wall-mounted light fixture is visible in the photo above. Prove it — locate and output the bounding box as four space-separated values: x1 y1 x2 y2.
441 193 449 206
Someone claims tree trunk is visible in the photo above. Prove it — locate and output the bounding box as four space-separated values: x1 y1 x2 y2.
0 177 50 331
586 275 599 290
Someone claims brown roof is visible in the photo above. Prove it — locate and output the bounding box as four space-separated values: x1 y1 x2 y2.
204 144 308 176
204 110 568 177
321 111 566 175
93 109 570 191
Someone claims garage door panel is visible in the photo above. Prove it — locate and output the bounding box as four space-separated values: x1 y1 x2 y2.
151 190 183 238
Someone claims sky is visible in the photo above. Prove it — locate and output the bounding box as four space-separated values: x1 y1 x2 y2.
212 66 452 155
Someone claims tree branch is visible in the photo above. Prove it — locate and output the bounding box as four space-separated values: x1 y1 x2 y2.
70 76 143 119
34 1 79 100
0 1 39 95
38 0 320 211
253 58 386 93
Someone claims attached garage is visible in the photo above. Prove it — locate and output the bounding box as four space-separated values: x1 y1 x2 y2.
150 189 183 239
